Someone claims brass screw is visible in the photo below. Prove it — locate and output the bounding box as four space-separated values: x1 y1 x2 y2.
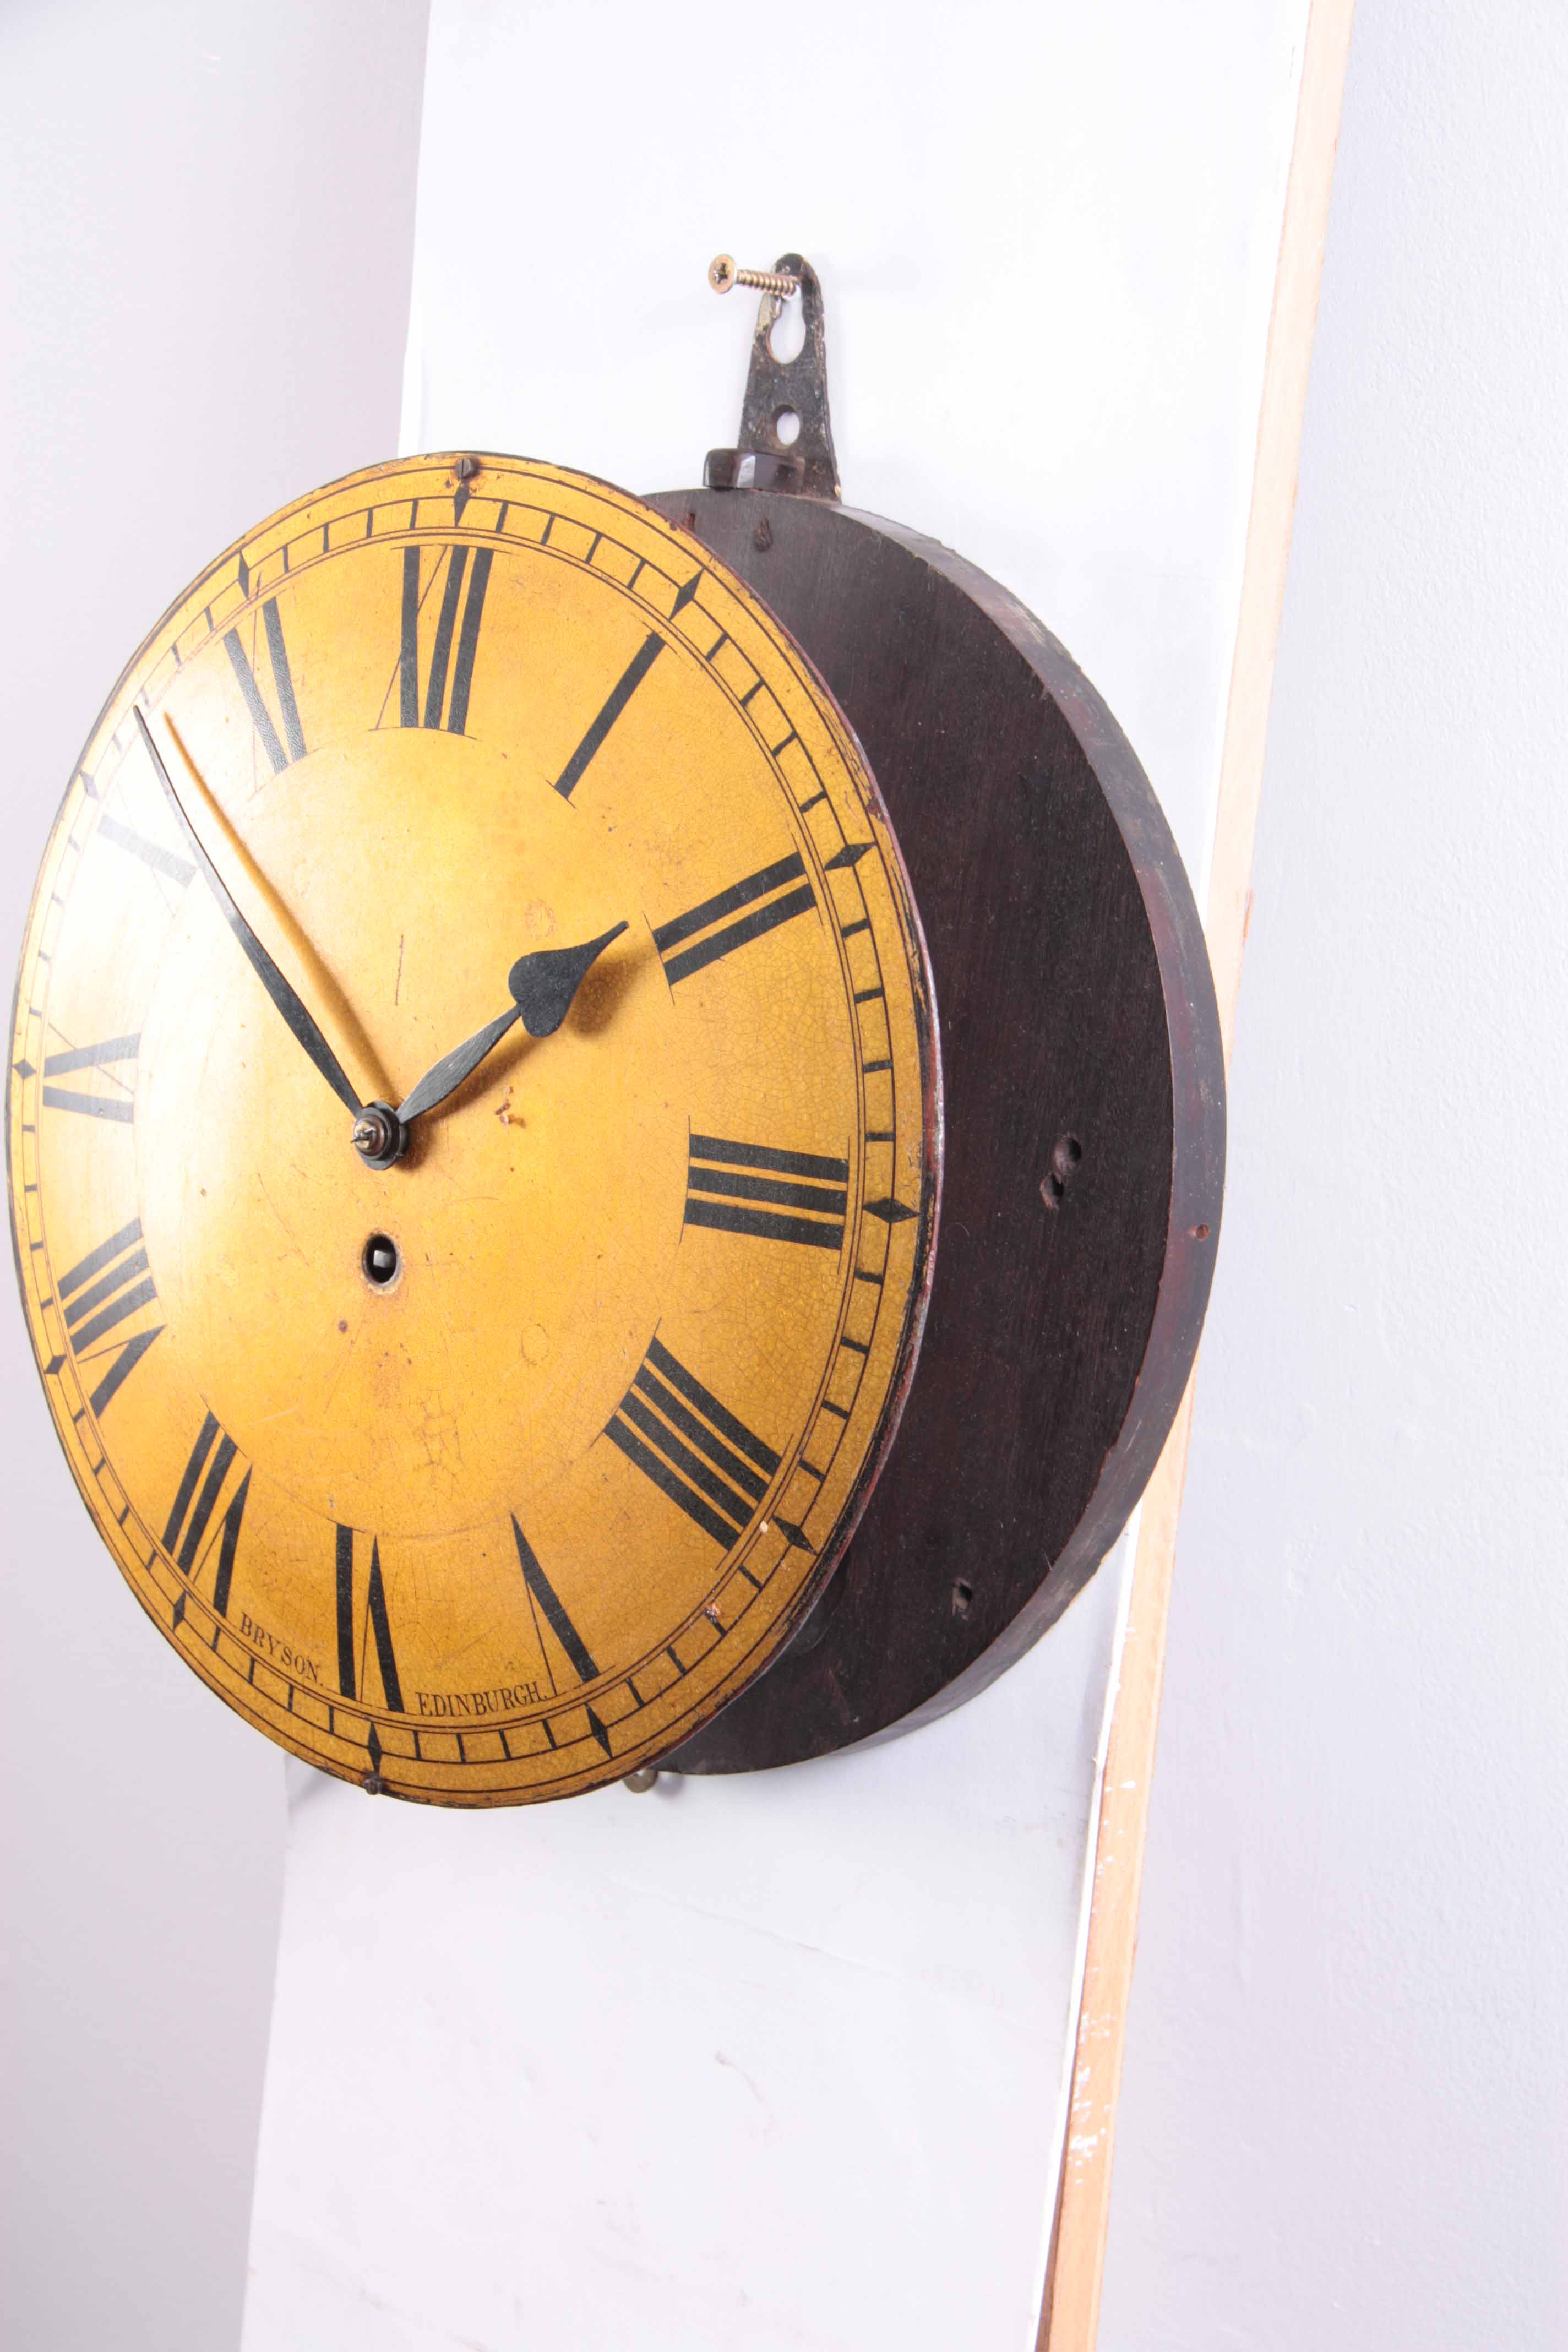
709 253 800 299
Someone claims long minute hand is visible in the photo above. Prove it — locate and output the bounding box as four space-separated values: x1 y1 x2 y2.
132 708 363 1118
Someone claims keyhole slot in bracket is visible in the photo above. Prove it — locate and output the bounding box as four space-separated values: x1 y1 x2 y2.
704 253 841 502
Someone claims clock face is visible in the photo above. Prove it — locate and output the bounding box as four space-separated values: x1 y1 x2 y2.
8 456 939 1803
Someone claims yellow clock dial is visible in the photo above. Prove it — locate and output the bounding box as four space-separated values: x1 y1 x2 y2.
8 455 939 1803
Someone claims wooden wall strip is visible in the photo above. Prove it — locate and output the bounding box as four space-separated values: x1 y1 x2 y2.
1037 3 1358 2343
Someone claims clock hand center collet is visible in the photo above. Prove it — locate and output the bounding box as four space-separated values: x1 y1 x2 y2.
352 1099 408 1170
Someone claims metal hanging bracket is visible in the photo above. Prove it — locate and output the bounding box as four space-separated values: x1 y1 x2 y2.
704 253 840 501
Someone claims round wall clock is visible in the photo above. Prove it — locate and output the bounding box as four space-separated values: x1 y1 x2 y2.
8 456 939 1804
9 258 1225 1804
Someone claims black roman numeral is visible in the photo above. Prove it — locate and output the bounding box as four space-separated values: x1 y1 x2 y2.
654 853 816 987
553 633 665 799
511 1516 598 1687
39 1033 139 1124
55 1216 164 1415
225 597 306 772
400 544 493 732
685 1133 848 1251
605 1337 780 1548
163 1411 251 1614
97 812 196 888
335 1526 404 1710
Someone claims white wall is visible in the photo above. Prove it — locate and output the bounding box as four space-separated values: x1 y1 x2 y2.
243 7 1306 2348
0 8 428 2348
28 6 1550 2345
1102 2 1568 2344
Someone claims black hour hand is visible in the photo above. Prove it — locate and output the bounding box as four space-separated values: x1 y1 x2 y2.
508 922 627 1037
396 923 628 1127
396 1003 520 1125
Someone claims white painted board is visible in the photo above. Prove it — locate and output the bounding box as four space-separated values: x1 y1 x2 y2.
244 4 1308 2345
246 1568 1128 2352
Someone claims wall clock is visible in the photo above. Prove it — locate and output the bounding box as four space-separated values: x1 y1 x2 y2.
7 260 1222 1803
8 459 938 1804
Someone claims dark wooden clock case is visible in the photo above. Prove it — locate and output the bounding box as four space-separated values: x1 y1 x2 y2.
645 259 1225 1775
